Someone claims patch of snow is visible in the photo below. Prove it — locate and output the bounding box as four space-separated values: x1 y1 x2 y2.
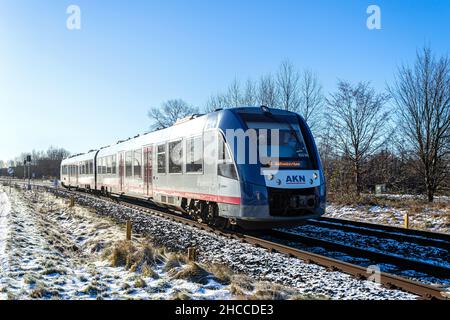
325 204 449 234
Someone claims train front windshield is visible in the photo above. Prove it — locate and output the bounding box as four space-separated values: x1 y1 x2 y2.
242 114 313 169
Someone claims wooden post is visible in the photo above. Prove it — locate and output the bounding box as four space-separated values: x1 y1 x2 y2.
126 220 132 241
187 247 197 261
69 196 75 207
404 213 409 229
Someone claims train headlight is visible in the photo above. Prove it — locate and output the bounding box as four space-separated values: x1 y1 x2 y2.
313 172 318 180
267 174 274 180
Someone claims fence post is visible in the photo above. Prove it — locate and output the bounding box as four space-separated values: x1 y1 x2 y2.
404 213 409 229
69 196 75 207
126 220 132 241
187 247 197 261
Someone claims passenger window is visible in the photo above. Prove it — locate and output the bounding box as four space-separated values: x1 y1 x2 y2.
169 140 183 174
106 157 112 174
112 155 117 174
134 149 142 178
186 136 203 173
89 161 93 174
218 134 238 180
97 159 101 175
125 152 133 177
157 144 166 174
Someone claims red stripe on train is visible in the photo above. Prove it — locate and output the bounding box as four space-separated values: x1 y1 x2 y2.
154 188 241 205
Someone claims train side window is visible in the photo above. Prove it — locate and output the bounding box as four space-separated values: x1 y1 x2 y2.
125 152 133 177
134 149 142 178
89 161 93 175
103 158 107 174
97 158 102 175
99 158 104 175
112 155 117 174
186 136 203 173
99 158 103 175
218 134 238 180
157 144 166 174
169 140 183 174
105 157 110 174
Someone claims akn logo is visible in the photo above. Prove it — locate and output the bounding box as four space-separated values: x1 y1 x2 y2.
286 175 306 184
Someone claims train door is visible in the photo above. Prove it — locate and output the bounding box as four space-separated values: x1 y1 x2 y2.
119 152 125 192
144 145 153 197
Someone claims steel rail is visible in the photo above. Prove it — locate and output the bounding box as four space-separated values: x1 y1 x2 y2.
307 217 450 249
304 219 449 250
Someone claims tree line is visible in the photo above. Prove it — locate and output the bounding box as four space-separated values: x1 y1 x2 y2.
148 47 450 202
0 146 70 179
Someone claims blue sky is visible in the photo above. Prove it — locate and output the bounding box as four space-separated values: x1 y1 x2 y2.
0 0 449 162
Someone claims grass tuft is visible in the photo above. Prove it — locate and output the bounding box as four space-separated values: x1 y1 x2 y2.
171 262 212 285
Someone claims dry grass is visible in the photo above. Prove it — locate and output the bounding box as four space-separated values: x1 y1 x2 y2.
134 277 147 288
104 239 332 300
171 262 212 285
163 253 186 272
229 275 330 300
252 281 297 300
171 290 192 300
108 240 163 273
206 263 233 285
229 275 255 296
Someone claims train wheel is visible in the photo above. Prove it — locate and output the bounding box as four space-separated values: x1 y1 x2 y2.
206 202 229 229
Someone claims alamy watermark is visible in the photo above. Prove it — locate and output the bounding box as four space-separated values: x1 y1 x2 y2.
366 265 381 283
367 5 381 30
66 5 81 30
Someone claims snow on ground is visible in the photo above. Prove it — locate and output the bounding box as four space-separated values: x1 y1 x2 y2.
0 186 232 300
43 188 420 300
325 203 450 234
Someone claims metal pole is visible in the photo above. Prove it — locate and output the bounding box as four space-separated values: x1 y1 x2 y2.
27 163 31 190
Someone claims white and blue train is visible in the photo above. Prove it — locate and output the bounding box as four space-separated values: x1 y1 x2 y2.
61 106 326 229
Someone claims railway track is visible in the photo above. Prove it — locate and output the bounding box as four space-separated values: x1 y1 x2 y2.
306 217 450 250
264 229 450 279
3 180 449 300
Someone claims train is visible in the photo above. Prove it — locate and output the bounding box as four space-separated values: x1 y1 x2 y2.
60 106 326 229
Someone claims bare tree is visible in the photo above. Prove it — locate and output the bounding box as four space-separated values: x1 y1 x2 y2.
327 81 390 195
226 78 243 107
46 146 70 160
389 48 450 202
242 78 258 106
148 99 199 130
277 60 300 111
298 69 324 130
258 74 279 108
205 93 229 112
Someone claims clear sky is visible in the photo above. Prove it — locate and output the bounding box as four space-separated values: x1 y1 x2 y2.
0 0 449 163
